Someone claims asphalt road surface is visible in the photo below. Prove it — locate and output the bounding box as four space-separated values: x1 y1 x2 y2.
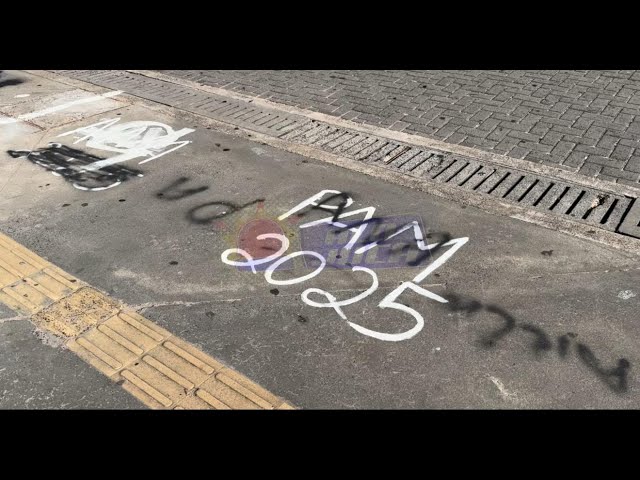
1 70 639 409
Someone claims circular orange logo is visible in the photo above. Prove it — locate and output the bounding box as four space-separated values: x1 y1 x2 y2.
237 218 286 260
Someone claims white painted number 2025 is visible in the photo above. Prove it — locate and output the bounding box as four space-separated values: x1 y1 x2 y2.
220 232 469 342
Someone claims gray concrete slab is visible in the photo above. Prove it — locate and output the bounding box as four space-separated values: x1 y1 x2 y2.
0 320 144 409
1 74 640 409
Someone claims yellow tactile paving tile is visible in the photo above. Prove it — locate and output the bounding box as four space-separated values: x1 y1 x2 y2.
117 310 171 344
216 368 284 409
173 394 216 410
121 362 184 408
120 337 293 410
163 336 224 375
0 250 42 278
118 338 226 409
0 265 20 289
146 340 223 386
195 375 266 409
0 282 52 314
0 233 83 315
0 238 52 294
80 327 142 372
0 230 296 410
0 234 49 270
32 287 120 337
39 266 82 289
67 310 171 377
25 270 77 301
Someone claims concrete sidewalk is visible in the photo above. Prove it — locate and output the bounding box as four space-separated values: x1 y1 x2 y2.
156 70 640 186
1 70 640 409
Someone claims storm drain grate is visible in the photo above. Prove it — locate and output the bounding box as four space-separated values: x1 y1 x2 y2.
278 120 635 235
618 200 640 238
53 70 640 239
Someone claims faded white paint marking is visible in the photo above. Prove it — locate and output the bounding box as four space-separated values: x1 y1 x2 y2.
618 290 636 300
0 90 123 125
14 94 30 98
73 180 123 192
251 147 268 156
58 118 194 169
488 376 518 403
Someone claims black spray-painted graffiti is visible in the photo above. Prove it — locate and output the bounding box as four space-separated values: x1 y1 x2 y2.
296 191 352 223
222 189 632 394
443 293 631 394
7 143 143 191
155 177 263 224
187 199 265 224
6 118 194 191
0 71 24 88
314 192 632 393
156 177 209 200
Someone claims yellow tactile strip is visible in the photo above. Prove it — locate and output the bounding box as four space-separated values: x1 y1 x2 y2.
0 233 82 315
0 232 295 410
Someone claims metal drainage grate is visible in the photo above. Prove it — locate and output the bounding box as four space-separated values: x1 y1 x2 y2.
618 200 640 238
278 121 635 235
53 70 640 240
